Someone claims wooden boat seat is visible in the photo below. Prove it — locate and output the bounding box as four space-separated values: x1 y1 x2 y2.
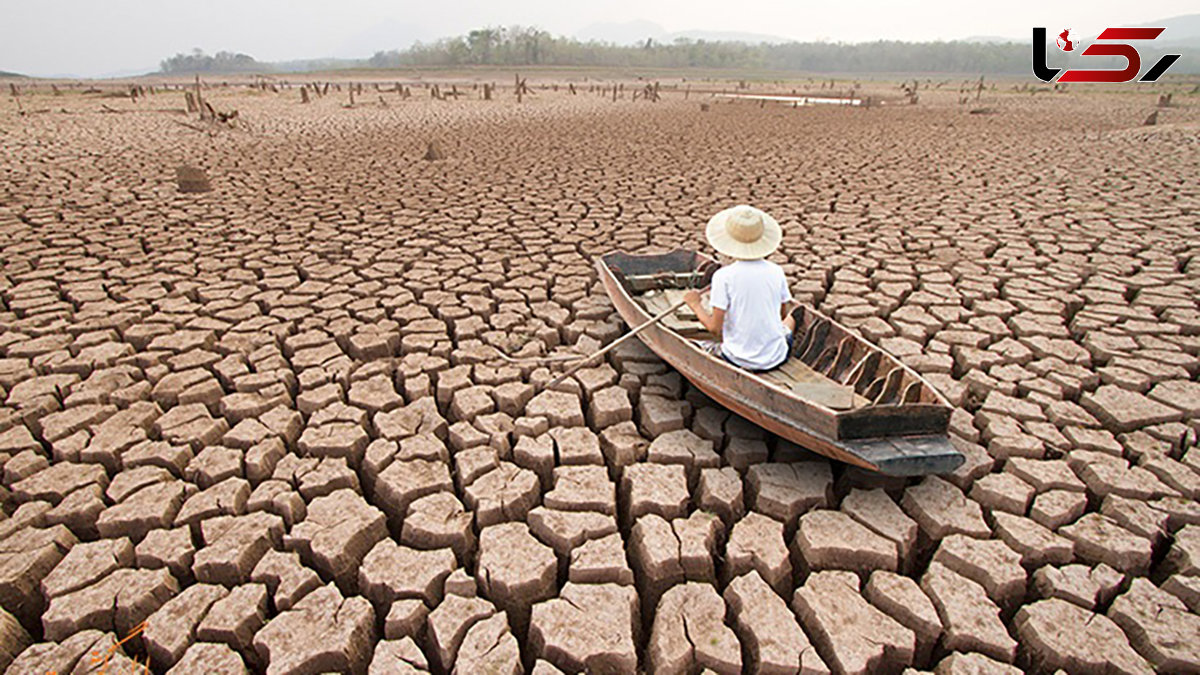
640 289 710 336
761 361 868 410
637 291 868 410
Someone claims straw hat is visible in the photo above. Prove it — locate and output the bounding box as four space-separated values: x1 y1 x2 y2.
705 205 782 260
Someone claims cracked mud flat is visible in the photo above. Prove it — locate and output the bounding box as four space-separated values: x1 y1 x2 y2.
0 79 1197 673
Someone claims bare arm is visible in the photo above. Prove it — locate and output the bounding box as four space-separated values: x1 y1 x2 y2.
684 290 724 337
781 302 796 333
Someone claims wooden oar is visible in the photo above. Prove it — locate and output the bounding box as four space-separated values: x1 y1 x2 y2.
539 296 689 393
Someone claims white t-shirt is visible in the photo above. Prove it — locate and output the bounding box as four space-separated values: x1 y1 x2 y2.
710 259 793 370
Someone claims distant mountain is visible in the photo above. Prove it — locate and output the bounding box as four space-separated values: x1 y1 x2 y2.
333 19 432 58
574 20 667 44
672 29 794 44
575 20 791 46
960 35 1022 44
1037 15 1200 52
271 58 366 73
1136 13 1200 46
99 67 158 79
959 14 1199 50
0 70 26 78
577 15 1200 49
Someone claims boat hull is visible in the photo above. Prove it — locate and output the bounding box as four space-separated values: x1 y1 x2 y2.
597 251 964 476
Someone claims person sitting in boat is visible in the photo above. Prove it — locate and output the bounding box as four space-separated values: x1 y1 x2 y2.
684 205 796 372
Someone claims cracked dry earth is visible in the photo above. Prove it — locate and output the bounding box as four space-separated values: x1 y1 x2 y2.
0 82 1198 674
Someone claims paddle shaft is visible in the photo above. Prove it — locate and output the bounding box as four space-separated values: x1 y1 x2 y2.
540 296 689 392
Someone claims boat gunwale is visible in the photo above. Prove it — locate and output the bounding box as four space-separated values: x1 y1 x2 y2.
598 251 835 413
598 248 953 426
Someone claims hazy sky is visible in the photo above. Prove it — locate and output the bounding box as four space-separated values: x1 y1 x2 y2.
2 0 1195 77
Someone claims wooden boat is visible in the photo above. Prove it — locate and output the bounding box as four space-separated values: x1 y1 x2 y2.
597 249 965 476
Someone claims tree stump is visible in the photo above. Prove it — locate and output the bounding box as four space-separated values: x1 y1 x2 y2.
176 166 212 193
301 86 310 104
1143 110 1158 126
184 92 198 113
424 141 445 161
193 74 203 114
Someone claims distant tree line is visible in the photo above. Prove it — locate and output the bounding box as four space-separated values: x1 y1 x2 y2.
364 25 1038 73
160 27 1197 75
160 49 261 74
365 25 1198 74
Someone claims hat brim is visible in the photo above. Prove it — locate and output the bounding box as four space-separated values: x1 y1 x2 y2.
705 206 783 260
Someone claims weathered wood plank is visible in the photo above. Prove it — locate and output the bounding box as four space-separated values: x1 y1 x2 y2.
843 435 964 475
790 382 855 410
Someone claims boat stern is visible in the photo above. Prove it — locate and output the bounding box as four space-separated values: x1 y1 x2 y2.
842 434 965 476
